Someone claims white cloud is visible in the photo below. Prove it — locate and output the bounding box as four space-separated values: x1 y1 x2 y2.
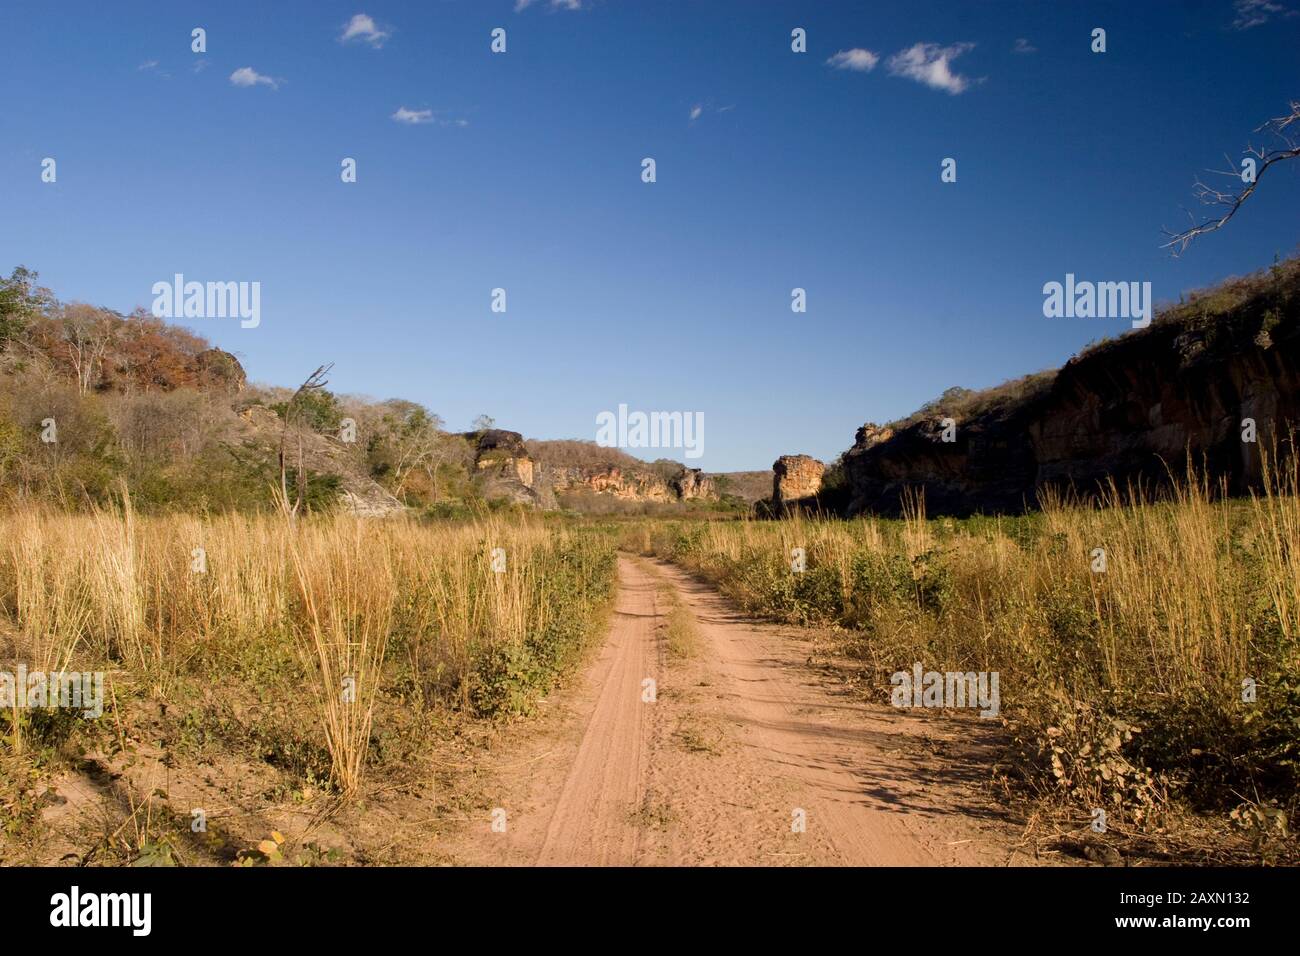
138 60 159 71
515 0 582 11
391 106 434 124
340 13 390 47
1232 0 1292 29
689 104 703 121
229 66 279 90
826 48 880 72
886 42 976 94
1013 37 1037 54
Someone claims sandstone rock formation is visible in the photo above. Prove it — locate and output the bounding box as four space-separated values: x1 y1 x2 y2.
772 454 825 512
671 466 716 500
475 429 535 488
517 441 720 510
844 263 1300 516
549 465 675 502
473 429 542 505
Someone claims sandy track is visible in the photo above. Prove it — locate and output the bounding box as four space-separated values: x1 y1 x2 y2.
449 555 1034 866
533 557 663 865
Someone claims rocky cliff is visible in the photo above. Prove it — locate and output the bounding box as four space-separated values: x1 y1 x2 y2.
473 429 543 505
772 454 825 512
473 436 719 509
844 260 1300 516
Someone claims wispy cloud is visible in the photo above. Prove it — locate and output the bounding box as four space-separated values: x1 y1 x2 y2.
515 0 583 11
826 48 880 72
230 66 279 90
1013 37 1037 54
1232 0 1294 29
340 13 390 48
687 102 734 124
193 59 210 73
137 60 171 79
389 107 467 127
392 106 433 124
886 42 976 94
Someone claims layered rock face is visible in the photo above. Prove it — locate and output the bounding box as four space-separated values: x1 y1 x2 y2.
471 433 719 508
475 430 535 487
474 429 541 505
844 271 1300 516
550 466 673 501
547 463 717 504
671 467 716 500
772 454 824 511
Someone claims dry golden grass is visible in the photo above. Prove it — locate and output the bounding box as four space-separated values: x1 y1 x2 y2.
641 456 1300 838
0 501 614 792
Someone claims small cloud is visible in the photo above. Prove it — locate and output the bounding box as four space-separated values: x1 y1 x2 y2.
1012 37 1037 54
193 59 210 73
391 106 434 124
229 66 279 90
138 60 171 79
688 102 734 123
886 42 976 95
453 118 469 127
340 13 390 48
515 0 582 11
826 48 880 72
1232 0 1294 29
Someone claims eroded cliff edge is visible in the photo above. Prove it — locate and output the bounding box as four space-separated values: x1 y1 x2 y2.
844 260 1300 516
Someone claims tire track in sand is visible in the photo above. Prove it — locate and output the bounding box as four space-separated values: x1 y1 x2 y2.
451 555 1034 866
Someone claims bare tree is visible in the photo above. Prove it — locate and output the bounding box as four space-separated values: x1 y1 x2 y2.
279 363 333 519
1163 100 1300 255
58 304 118 395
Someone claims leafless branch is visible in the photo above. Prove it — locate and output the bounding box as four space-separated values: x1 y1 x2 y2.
1162 100 1300 256
278 363 333 519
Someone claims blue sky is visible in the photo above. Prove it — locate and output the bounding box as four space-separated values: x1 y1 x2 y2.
2 0 1298 471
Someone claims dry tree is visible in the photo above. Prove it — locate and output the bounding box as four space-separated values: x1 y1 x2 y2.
278 363 333 519
1162 100 1300 256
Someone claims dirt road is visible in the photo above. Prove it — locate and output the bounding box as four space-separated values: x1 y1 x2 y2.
449 555 1034 866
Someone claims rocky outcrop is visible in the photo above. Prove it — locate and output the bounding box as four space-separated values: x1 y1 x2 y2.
475 429 535 488
231 402 406 517
844 264 1300 516
671 467 716 500
549 466 675 502
533 461 719 509
473 429 542 505
773 454 824 512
